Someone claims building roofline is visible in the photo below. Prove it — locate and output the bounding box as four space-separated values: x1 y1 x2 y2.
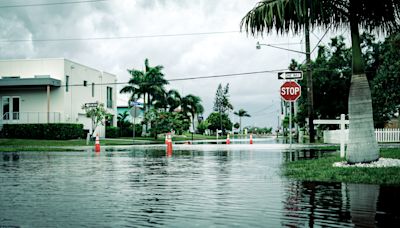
0 58 115 77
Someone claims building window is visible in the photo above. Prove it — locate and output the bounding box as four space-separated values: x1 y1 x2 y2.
66 75 69 92
2 97 10 120
92 83 95 97
2 96 19 120
83 80 87 87
107 87 112 108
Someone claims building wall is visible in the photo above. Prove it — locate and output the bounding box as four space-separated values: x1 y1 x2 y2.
0 58 117 137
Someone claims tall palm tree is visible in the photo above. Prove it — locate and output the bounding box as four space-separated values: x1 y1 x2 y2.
166 89 182 112
120 58 168 135
234 109 251 134
120 58 168 111
182 94 204 133
241 0 399 163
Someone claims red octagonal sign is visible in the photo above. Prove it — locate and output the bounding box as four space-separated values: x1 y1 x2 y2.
280 81 301 102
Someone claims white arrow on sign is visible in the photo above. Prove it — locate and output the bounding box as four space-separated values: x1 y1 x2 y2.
278 71 303 80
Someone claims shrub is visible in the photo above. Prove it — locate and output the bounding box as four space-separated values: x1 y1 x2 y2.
106 126 119 138
1 124 84 140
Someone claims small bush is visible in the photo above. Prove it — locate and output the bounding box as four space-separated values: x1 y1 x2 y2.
106 126 119 138
1 124 84 140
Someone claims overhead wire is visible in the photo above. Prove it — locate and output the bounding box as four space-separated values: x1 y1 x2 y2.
0 0 108 9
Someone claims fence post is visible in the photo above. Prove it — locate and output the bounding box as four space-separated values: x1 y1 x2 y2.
340 114 345 158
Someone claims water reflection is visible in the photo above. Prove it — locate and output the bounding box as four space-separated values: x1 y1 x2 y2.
283 181 400 227
282 149 329 162
0 148 399 227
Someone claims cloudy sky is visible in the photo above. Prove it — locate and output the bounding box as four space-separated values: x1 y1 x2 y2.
0 0 343 129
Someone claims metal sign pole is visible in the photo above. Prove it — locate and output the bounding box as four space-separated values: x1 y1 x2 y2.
289 101 292 148
132 108 136 144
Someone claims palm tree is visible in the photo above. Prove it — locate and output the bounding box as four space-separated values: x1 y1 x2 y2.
120 58 168 112
120 58 168 135
182 94 204 133
166 89 182 112
241 0 399 163
234 109 251 134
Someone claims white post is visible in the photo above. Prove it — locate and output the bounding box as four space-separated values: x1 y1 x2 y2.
340 114 345 158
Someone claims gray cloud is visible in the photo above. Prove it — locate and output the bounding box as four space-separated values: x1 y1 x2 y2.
0 0 336 129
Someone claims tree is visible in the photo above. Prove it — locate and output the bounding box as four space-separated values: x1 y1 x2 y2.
213 83 233 114
144 109 190 139
294 36 352 128
82 103 108 137
241 0 400 163
120 58 168 135
371 33 400 127
213 83 233 132
206 112 232 134
234 109 251 134
182 94 204 133
117 110 131 136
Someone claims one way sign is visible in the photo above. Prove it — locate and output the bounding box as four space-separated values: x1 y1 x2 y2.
278 71 303 80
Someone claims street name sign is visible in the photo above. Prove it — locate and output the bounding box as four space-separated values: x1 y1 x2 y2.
280 81 301 102
84 102 98 108
278 71 303 80
130 101 143 107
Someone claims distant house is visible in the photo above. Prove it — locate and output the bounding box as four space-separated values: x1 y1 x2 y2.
0 58 117 137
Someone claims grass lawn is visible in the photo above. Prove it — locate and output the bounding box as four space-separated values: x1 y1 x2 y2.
283 148 400 185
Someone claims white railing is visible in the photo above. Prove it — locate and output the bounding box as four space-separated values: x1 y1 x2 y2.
323 128 400 143
375 128 400 143
1 112 61 124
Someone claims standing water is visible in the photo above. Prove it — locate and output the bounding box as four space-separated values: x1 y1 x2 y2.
0 145 399 227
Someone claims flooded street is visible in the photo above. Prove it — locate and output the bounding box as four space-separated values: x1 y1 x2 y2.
1 144 399 227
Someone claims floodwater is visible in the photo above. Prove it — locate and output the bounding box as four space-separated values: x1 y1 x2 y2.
1 143 399 227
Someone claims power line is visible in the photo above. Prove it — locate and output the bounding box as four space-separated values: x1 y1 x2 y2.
0 0 108 9
0 31 240 43
61 68 286 87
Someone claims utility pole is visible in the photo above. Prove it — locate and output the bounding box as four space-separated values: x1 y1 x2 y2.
305 22 315 143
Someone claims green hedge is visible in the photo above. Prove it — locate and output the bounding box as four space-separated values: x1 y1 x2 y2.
1 124 84 140
106 126 119 138
106 125 142 138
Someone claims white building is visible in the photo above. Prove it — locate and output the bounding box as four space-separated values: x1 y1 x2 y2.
0 58 117 137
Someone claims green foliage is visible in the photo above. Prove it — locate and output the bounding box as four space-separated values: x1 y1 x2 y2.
181 94 204 131
197 120 210 134
234 122 240 129
145 109 190 138
213 83 233 115
206 112 232 134
120 58 168 112
81 103 108 135
294 36 351 127
293 33 400 128
371 33 400 127
106 126 119 138
234 108 251 133
1 124 84 140
250 127 273 134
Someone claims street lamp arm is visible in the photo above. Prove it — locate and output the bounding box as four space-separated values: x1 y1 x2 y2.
256 42 309 55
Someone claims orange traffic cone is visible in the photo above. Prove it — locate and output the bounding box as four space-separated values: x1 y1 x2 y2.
95 134 101 152
166 133 173 156
226 134 230 144
249 133 253 144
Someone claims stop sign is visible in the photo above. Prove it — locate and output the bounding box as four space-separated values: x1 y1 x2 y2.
280 81 301 102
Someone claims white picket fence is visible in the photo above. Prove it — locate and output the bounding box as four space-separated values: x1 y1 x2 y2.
324 128 400 143
375 128 400 142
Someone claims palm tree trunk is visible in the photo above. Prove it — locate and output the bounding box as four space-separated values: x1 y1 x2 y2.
239 117 242 134
346 12 379 163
